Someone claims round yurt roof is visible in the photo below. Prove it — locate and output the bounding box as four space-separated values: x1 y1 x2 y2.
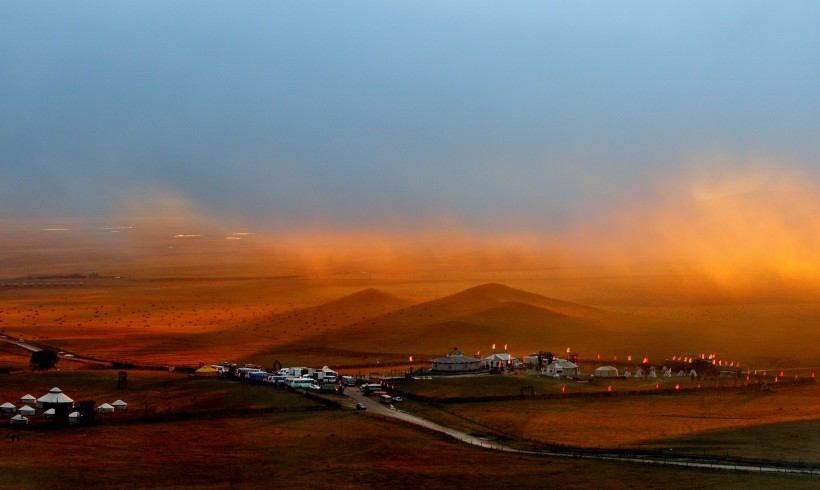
1 402 16 409
44 408 56 415
112 400 127 406
68 411 81 418
20 394 36 402
19 405 35 414
37 387 74 405
97 403 114 412
10 414 28 423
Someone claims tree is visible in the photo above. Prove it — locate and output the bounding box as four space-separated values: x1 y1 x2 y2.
30 349 59 371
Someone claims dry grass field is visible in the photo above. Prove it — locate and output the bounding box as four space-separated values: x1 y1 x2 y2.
4 409 817 490
1 263 819 487
399 381 820 464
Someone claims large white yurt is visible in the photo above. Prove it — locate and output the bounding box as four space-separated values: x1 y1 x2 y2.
97 403 115 413
18 405 35 416
430 354 482 372
36 387 74 409
594 365 619 378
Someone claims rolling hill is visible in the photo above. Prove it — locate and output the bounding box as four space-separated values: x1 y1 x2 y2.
261 283 619 359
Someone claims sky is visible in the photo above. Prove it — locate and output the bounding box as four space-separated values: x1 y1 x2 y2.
2 2 820 282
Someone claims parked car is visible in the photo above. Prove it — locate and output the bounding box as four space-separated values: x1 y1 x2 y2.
355 403 367 411
392 396 403 403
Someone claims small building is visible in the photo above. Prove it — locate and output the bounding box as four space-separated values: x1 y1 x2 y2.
43 408 56 419
430 354 482 373
0 402 16 414
594 365 619 378
18 405 35 416
68 411 81 424
97 403 115 413
541 358 580 378
19 394 36 405
10 414 28 425
112 400 127 411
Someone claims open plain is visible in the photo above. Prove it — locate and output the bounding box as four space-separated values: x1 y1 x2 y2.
1 268 818 488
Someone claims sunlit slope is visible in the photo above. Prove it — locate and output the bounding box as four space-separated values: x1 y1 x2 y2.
268 283 653 358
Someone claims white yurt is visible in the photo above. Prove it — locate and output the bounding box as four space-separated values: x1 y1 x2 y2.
647 370 657 379
68 411 81 423
0 402 16 414
10 414 28 425
97 403 115 413
18 405 35 416
541 358 580 377
36 387 74 409
594 366 619 378
112 400 127 411
43 408 56 419
430 354 483 372
19 394 36 405
662 369 672 377
689 369 698 378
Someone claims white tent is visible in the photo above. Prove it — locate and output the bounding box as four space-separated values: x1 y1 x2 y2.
0 402 16 414
18 405 35 416
19 394 36 405
594 365 619 378
689 369 697 378
112 400 127 411
484 353 520 369
647 370 657 379
68 411 81 423
10 414 28 425
36 387 74 408
663 370 672 377
97 403 115 413
43 408 56 419
541 358 580 377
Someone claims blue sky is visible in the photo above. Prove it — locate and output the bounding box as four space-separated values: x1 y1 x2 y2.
2 1 819 234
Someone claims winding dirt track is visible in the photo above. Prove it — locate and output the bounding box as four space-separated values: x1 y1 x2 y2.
343 389 819 476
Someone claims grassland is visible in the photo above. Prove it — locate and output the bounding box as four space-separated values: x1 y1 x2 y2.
1 374 817 490
1 273 819 487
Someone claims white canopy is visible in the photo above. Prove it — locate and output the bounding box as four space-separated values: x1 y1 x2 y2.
112 400 127 410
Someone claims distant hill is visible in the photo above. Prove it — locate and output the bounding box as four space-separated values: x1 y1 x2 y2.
263 283 615 358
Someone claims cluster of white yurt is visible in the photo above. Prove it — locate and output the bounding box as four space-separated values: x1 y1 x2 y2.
97 400 127 413
3 387 78 425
